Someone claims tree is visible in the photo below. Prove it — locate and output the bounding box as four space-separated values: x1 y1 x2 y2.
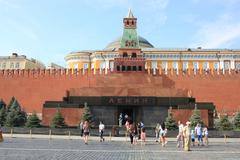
218 114 233 131
165 109 178 130
0 107 6 126
51 110 65 128
5 97 27 127
0 99 6 126
189 107 203 128
234 112 240 129
26 112 41 128
6 97 15 109
82 103 93 123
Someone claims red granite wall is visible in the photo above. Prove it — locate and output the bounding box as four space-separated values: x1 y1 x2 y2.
0 69 239 123
172 109 209 126
42 107 83 126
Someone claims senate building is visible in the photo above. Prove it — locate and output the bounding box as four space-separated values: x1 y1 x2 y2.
65 9 240 74
0 10 240 128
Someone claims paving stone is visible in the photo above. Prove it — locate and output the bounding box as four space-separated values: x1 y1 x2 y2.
0 138 240 160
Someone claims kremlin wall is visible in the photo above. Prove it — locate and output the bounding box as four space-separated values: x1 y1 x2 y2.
0 68 239 126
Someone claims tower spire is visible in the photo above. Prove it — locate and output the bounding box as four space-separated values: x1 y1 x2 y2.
126 8 134 18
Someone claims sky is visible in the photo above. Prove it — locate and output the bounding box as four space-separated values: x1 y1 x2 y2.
0 0 240 67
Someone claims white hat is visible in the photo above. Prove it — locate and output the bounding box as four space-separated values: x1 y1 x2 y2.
186 121 191 125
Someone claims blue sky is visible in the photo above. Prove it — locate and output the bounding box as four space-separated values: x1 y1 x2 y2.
0 0 240 66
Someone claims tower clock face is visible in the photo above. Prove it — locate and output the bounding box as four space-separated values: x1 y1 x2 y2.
125 40 137 47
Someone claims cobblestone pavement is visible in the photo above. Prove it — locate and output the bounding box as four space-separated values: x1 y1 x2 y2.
0 138 240 160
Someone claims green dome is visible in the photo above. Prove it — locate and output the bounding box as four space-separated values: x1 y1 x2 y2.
105 36 154 50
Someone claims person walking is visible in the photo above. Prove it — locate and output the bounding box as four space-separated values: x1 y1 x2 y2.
141 128 146 145
160 122 167 147
183 121 191 151
79 120 84 137
203 126 208 146
83 121 90 144
191 129 195 146
0 124 3 142
177 121 184 148
99 121 105 142
155 123 160 142
195 123 203 146
128 120 135 145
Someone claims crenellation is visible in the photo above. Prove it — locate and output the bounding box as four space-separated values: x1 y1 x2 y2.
0 68 240 78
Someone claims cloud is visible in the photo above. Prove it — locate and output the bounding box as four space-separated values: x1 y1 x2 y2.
191 14 240 48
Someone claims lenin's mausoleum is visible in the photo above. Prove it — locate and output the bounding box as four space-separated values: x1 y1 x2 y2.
1 10 240 128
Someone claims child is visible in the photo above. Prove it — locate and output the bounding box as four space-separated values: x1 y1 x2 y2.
141 128 146 145
191 129 195 146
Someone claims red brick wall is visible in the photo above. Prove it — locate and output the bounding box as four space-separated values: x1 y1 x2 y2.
0 69 239 119
172 109 209 126
42 107 83 126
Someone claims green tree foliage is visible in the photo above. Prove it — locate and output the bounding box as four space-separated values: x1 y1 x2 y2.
82 103 93 123
189 107 203 128
6 97 15 109
26 112 41 128
0 107 6 126
5 97 27 127
165 110 178 130
218 114 233 130
0 99 6 126
51 110 66 128
234 112 240 129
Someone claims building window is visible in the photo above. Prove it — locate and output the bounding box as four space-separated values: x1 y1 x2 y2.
133 66 137 71
151 61 157 69
73 64 78 69
15 62 20 69
182 62 188 71
83 63 88 70
10 62 14 69
122 66 126 71
214 62 219 70
193 62 199 70
123 52 128 57
117 66 120 71
131 53 137 58
127 66 131 71
138 66 142 71
100 62 105 69
110 61 114 71
173 62 178 70
162 62 168 70
203 62 209 70
2 63 6 69
235 61 240 70
224 61 230 70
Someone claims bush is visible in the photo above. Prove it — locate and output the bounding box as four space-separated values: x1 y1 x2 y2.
26 112 41 128
51 110 66 128
218 114 233 131
189 107 203 128
0 99 6 126
0 108 6 126
5 97 27 127
233 112 240 130
165 110 177 130
82 103 93 124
